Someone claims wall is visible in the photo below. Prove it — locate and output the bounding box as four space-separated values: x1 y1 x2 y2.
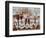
0 0 46 38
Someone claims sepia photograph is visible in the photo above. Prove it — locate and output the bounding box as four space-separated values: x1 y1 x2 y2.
13 7 40 31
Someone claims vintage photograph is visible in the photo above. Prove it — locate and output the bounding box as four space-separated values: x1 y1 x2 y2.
13 7 40 31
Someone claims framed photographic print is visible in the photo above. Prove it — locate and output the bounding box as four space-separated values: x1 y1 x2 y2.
5 1 45 37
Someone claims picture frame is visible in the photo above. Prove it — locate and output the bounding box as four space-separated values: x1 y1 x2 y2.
5 1 45 37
